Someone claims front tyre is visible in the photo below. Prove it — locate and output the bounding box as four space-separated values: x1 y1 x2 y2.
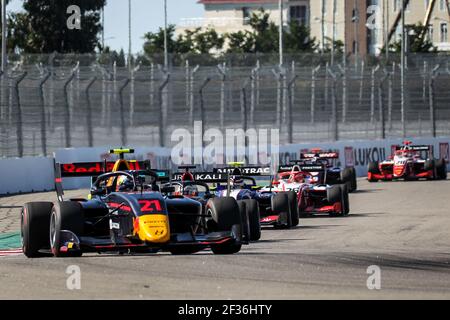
271 193 291 228
242 199 261 241
50 202 84 257
21 202 53 258
207 198 242 255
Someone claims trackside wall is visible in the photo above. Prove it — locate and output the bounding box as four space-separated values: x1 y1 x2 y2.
0 138 448 195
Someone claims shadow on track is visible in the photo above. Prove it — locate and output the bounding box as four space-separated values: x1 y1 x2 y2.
298 212 387 219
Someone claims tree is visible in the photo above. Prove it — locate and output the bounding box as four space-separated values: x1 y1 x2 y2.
285 21 317 53
323 37 343 53
226 31 255 54
250 10 279 53
389 23 436 53
143 25 178 57
226 9 317 54
192 28 224 54
143 25 224 64
6 0 105 54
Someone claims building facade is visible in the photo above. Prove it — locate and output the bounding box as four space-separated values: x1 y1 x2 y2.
178 0 450 56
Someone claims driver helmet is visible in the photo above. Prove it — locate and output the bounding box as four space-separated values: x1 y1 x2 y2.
183 185 199 197
230 175 245 188
292 173 305 183
116 175 134 192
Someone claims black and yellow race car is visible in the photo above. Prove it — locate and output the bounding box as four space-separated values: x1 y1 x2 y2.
21 149 245 257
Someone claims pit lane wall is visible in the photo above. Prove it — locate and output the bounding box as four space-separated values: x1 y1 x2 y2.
0 138 449 195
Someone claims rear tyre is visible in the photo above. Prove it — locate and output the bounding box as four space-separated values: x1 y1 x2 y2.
50 202 84 258
328 185 349 217
367 162 380 182
21 202 53 258
349 167 358 192
340 184 350 216
435 159 447 180
271 193 291 228
424 159 435 172
207 198 242 255
341 168 355 192
242 199 261 241
297 190 309 218
286 191 299 227
237 201 250 242
327 185 341 204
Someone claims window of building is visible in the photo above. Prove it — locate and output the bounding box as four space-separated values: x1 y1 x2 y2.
394 0 410 12
440 0 446 11
427 24 434 42
290 5 307 25
352 8 359 23
440 22 448 42
352 40 358 54
393 0 399 12
243 7 251 25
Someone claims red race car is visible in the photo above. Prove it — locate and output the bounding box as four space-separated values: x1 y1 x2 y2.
368 141 448 182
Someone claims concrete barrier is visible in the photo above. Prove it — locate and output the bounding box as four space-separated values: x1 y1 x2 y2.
279 137 450 177
0 137 449 195
0 157 54 195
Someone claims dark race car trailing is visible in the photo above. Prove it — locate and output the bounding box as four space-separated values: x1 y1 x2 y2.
21 149 246 258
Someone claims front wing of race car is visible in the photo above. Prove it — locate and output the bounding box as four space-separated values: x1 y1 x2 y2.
56 227 243 255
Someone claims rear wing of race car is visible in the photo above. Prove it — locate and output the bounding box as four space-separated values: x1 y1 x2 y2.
213 166 272 176
394 145 432 152
278 163 326 173
172 172 228 183
300 152 339 160
54 159 156 202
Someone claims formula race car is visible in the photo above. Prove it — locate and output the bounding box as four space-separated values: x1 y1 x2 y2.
21 149 245 258
367 142 448 182
262 164 350 218
170 166 262 241
281 149 357 192
212 165 300 229
172 164 298 230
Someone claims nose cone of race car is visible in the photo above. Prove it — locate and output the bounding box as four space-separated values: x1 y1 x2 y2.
393 165 405 177
134 215 170 243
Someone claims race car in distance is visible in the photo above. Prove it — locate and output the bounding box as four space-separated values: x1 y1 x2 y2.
21 149 246 258
181 164 299 230
282 149 357 192
170 166 262 241
367 142 448 182
261 164 350 218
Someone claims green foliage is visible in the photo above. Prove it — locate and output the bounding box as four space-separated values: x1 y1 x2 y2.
143 25 224 57
2 0 105 54
285 21 317 53
225 31 255 54
323 37 344 53
388 23 436 53
142 8 317 63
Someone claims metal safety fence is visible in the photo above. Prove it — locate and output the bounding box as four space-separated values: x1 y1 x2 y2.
1 53 450 158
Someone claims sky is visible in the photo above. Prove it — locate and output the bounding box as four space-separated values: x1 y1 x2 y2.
7 0 204 54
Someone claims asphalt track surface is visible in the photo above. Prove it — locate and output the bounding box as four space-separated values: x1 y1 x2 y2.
0 178 449 299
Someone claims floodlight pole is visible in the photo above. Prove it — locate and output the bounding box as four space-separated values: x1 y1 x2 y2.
1 0 6 72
